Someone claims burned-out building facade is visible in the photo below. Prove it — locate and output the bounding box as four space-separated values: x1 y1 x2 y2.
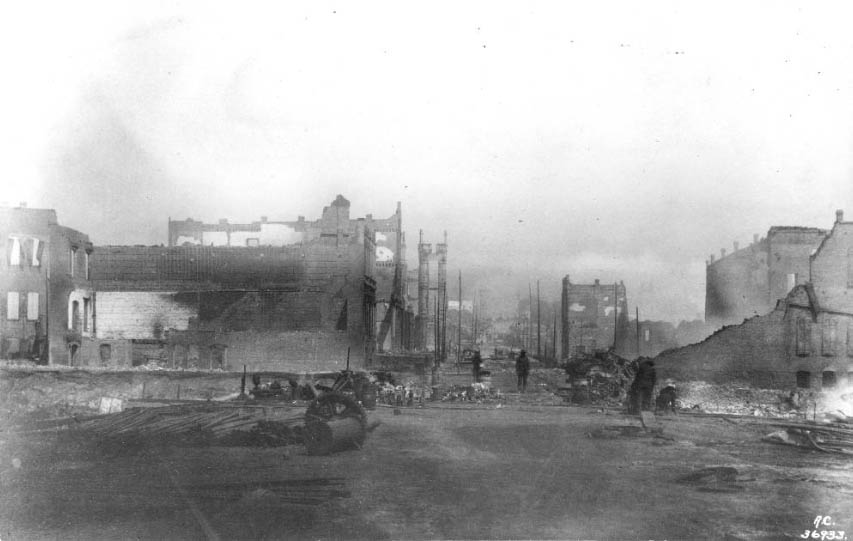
705 225 828 329
401 231 448 356
661 210 853 390
2 197 419 372
1 204 94 365
560 276 630 359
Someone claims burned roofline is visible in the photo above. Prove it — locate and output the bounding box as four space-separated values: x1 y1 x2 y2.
767 226 828 234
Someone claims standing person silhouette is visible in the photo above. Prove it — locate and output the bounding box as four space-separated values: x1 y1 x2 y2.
471 350 482 383
516 350 530 393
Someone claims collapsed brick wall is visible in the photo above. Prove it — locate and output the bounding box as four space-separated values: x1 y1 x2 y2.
655 308 789 387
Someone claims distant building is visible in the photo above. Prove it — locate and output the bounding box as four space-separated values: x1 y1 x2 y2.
561 277 630 359
660 210 853 390
0 204 93 365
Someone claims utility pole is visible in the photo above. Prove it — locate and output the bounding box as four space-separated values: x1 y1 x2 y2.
442 285 448 363
636 306 641 358
434 297 439 364
528 282 533 353
473 293 478 348
536 280 541 359
613 283 618 350
457 270 462 364
552 312 557 366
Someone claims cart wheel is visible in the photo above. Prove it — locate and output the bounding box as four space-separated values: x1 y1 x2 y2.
304 392 368 454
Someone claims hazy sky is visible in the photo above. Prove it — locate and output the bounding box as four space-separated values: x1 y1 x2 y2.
1 1 851 321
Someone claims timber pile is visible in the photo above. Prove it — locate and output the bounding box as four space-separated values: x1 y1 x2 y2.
762 420 853 455
74 404 305 445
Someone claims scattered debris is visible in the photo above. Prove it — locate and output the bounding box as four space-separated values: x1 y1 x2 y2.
676 466 747 492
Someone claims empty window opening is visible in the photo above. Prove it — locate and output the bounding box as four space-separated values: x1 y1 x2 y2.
822 371 837 388
32 238 42 267
7 237 21 266
83 298 90 332
786 273 797 292
71 300 80 331
7 292 20 320
796 371 811 389
822 319 838 356
27 292 39 320
796 318 811 356
70 247 77 276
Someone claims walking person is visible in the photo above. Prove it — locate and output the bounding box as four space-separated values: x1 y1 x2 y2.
634 359 656 411
516 349 530 393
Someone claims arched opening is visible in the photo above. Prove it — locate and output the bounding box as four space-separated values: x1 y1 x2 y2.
99 344 112 365
69 343 79 366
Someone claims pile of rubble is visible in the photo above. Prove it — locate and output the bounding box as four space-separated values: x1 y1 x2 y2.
557 351 636 406
678 382 813 417
376 380 433 406
440 382 504 403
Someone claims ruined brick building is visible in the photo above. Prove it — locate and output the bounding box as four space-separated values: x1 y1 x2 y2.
660 210 853 390
560 277 630 359
705 225 828 328
402 231 448 357
2 197 422 372
1 204 94 365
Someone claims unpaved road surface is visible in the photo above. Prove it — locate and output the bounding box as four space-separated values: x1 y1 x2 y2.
1 404 851 540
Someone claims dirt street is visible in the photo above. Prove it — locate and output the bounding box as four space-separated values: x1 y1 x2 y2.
1 404 851 540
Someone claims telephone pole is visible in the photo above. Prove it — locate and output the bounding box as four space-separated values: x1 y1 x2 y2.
536 280 541 359
457 270 462 364
635 306 641 358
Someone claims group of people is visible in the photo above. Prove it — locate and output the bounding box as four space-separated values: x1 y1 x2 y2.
470 348 676 409
627 359 678 414
470 349 531 393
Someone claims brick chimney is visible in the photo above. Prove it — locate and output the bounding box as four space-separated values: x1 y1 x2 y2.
733 241 739 252
753 233 759 244
836 209 844 223
721 248 726 258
